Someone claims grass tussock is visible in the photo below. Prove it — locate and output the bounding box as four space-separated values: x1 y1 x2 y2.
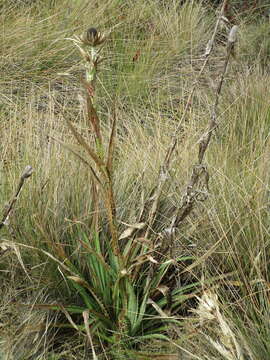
0 0 269 359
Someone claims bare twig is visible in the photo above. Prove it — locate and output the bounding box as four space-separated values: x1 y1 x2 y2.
143 0 229 240
0 165 33 230
198 25 239 165
173 25 238 232
164 0 229 168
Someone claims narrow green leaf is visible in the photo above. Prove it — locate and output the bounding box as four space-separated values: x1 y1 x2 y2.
68 276 110 319
126 281 139 331
66 119 106 176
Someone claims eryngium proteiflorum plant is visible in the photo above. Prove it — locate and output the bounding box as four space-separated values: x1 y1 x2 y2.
35 27 201 354
54 232 198 349
30 14 237 353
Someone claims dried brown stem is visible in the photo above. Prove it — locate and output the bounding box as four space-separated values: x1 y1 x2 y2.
0 166 33 230
143 0 229 239
165 0 229 168
174 25 238 230
198 25 238 165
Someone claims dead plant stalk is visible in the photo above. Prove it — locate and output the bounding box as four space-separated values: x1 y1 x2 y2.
143 0 230 241
0 165 33 230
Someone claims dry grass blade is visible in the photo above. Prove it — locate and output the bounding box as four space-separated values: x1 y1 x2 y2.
51 136 103 186
0 241 32 281
67 276 91 288
83 310 98 360
104 191 120 257
59 304 80 332
3 241 78 276
90 181 100 233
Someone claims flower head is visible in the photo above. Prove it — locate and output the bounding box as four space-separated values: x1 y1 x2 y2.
80 27 106 47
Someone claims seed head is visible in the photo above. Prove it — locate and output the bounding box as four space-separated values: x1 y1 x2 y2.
80 27 105 47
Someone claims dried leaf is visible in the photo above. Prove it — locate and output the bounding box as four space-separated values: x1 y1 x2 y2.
83 310 98 360
67 276 89 288
146 255 158 264
1 241 31 281
0 243 9 252
119 222 146 240
135 237 152 245
147 298 170 318
228 25 238 44
85 86 102 143
156 285 169 296
193 290 218 323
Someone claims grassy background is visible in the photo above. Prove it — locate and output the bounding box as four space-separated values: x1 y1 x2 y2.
0 0 269 359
